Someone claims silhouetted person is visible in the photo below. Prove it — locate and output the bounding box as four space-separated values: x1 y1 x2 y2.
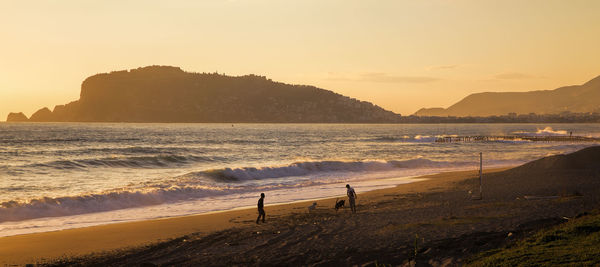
346 184 357 213
256 193 266 224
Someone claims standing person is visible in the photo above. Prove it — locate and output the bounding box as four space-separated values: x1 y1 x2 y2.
256 193 266 224
346 184 357 213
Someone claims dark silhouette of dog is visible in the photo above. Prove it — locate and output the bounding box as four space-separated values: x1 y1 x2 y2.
334 198 345 211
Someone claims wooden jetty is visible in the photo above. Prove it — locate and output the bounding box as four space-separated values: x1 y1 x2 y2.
435 135 600 143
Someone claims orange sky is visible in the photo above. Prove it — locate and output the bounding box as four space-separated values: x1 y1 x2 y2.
1 0 599 120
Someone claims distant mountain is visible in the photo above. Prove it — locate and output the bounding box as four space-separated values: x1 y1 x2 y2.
415 75 600 117
8 66 401 123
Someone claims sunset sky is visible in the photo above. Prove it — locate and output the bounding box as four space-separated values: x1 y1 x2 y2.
1 0 599 120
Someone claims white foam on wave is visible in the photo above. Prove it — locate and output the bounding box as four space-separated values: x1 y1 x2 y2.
0 158 480 224
0 158 524 237
201 158 466 182
0 173 424 237
514 126 568 137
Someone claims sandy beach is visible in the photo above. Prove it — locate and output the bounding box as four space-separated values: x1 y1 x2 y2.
2 146 600 266
0 169 487 265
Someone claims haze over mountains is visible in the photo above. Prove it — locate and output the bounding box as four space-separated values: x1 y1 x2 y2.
415 75 600 117
7 66 400 123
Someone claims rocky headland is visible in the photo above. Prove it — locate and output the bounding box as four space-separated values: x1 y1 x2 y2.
7 66 401 123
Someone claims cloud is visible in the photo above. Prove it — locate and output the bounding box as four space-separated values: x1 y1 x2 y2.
327 72 440 84
494 72 535 80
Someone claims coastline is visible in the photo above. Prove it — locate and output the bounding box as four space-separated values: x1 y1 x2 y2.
0 168 506 265
0 169 439 238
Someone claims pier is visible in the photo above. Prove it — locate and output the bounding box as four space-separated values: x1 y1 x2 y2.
435 135 600 143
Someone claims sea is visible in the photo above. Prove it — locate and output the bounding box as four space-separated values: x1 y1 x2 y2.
1 123 599 237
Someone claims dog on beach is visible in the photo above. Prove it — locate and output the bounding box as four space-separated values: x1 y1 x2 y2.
308 202 317 213
334 198 345 211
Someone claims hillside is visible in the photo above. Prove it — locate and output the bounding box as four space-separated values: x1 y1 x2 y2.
468 211 600 266
8 66 401 123
415 75 600 117
507 146 600 173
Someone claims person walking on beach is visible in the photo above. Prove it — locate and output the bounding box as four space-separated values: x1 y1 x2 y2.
256 193 266 224
346 184 357 213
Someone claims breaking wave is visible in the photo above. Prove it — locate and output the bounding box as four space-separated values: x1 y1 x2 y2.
0 158 472 223
0 186 225 223
199 158 469 182
513 127 569 137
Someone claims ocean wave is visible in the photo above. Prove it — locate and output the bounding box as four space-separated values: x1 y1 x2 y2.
0 146 206 159
27 154 216 170
63 146 202 157
196 158 469 182
0 137 141 144
0 158 474 222
86 146 197 155
0 176 353 223
0 186 225 223
513 126 568 137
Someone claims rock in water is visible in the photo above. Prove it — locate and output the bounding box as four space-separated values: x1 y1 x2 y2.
29 107 54 122
6 112 29 122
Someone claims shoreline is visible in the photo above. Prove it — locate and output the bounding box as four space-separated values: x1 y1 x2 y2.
0 168 507 265
0 168 475 238
0 173 431 237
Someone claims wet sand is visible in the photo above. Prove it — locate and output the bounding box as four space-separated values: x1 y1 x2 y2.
3 146 600 266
